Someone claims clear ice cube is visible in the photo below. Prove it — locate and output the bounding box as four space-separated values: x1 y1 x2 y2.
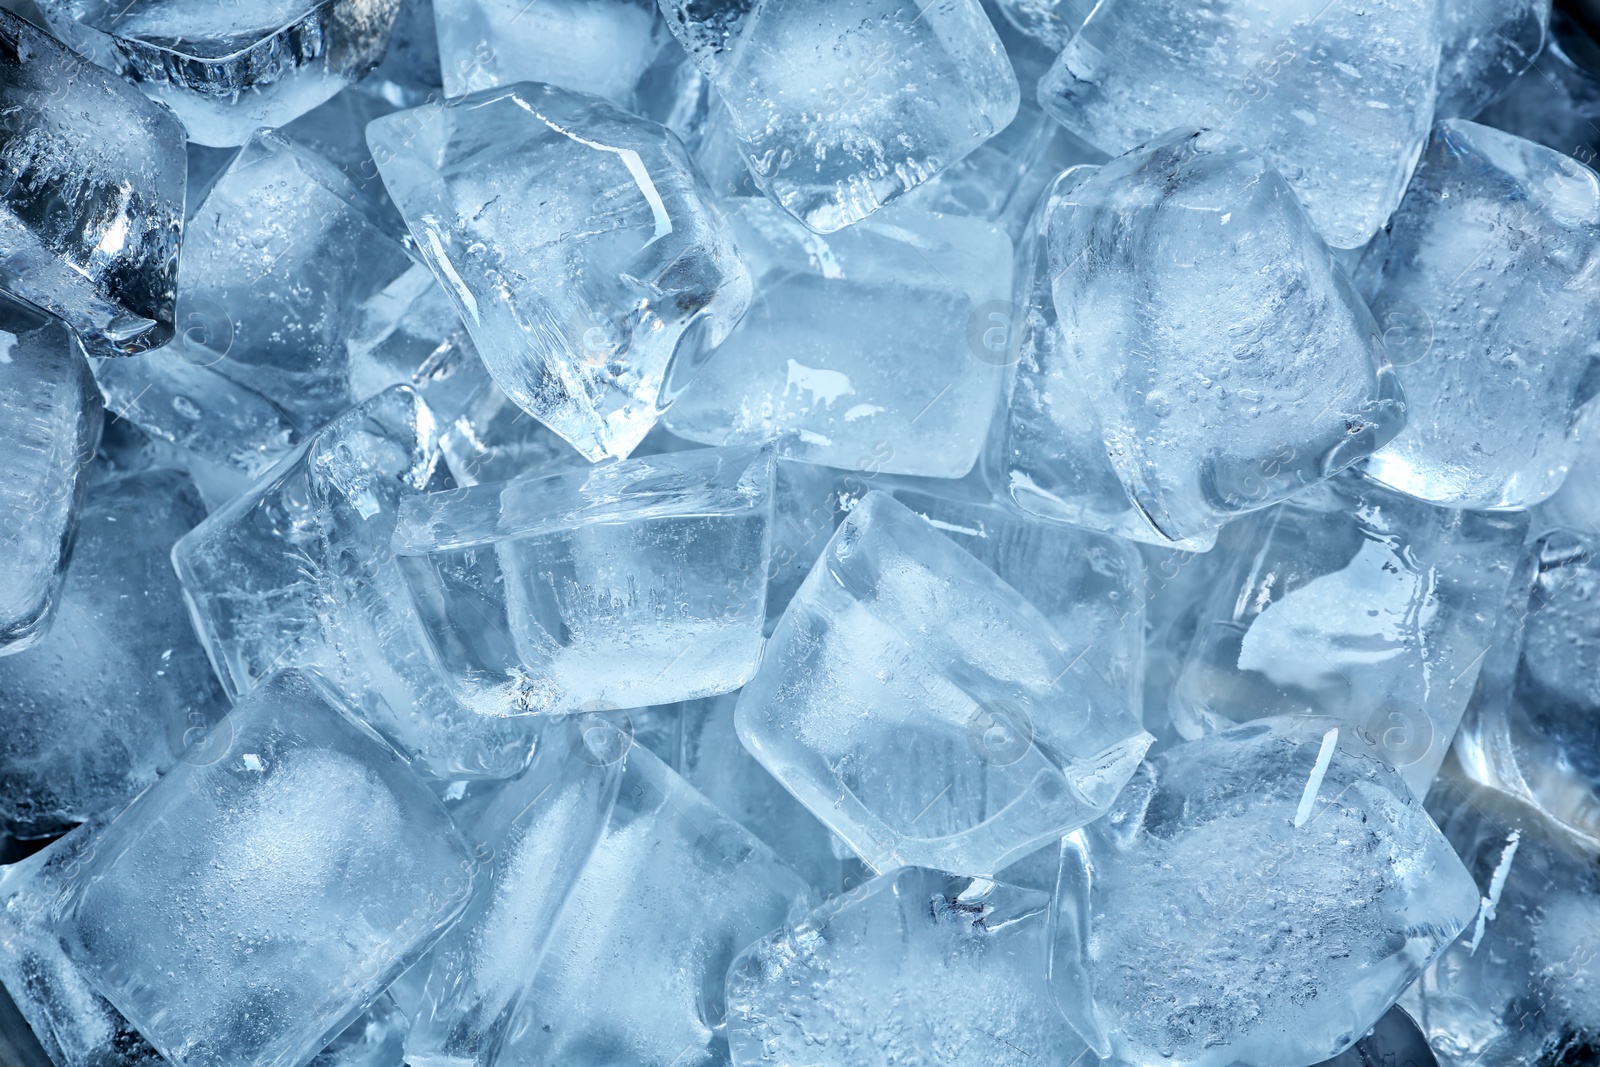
35 0 403 147
1361 120 1600 510
726 867 1082 1067
1037 0 1440 248
737 490 1151 876
390 445 775 715
658 0 1020 232
55 669 478 1067
0 10 186 356
1052 716 1480 1067
369 81 753 462
1003 130 1405 546
0 295 101 656
1173 474 1528 797
0 469 230 838
1435 0 1550 120
664 200 1012 479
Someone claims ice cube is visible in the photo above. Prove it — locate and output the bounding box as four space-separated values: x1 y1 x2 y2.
1037 0 1440 248
0 470 231 838
1435 0 1549 120
279 86 412 245
1478 11 1600 167
658 0 1020 232
0 296 101 656
1173 474 1528 797
0 10 186 356
173 386 542 779
499 742 808 1067
34 0 403 147
726 867 1081 1067
54 669 477 1067
407 716 620 1067
390 445 775 715
664 200 1012 479
1361 120 1600 509
991 0 1093 51
737 490 1151 876
1052 716 1480 1067
1003 130 1405 547
435 0 671 105
364 0 443 108
369 82 753 462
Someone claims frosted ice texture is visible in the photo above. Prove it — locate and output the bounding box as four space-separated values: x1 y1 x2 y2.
1003 130 1404 546
725 868 1083 1067
737 491 1151 876
55 669 477 1067
1362 120 1600 509
0 295 100 656
0 470 229 838
1037 0 1440 248
500 743 807 1067
1051 716 1480 1067
0 10 186 356
369 82 753 461
658 0 1020 232
35 0 403 146
664 200 1012 478
1173 474 1528 797
172 386 542 779
392 445 775 715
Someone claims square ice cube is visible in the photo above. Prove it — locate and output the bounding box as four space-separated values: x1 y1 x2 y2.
55 669 478 1067
658 0 1020 232
736 490 1151 876
368 82 753 462
391 445 775 715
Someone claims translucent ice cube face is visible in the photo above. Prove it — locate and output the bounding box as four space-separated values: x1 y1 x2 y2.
56 670 478 1067
736 491 1151 876
0 10 186 356
36 0 402 146
659 0 1020 232
1362 120 1600 510
392 445 775 715
1005 130 1405 546
1052 717 1480 1067
369 82 754 462
664 200 1012 478
1038 0 1439 249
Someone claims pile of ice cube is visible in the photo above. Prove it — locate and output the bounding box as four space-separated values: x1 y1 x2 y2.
0 0 1597 1064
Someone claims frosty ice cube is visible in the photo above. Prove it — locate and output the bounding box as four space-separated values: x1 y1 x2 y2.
35 0 403 147
391 445 775 715
1173 474 1528 797
658 0 1020 232
1003 130 1405 547
0 10 186 356
1362 120 1600 510
1052 716 1480 1067
173 386 541 779
55 669 478 1067
726 868 1082 1067
737 491 1151 876
1037 0 1440 248
0 295 100 656
0 470 231 838
664 200 1011 478
369 82 753 461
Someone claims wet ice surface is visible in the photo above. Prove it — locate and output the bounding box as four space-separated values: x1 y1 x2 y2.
2 2 1598 1066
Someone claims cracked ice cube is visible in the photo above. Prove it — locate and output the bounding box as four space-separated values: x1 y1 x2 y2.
737 490 1151 876
54 669 478 1067
369 81 753 462
1003 130 1405 547
1362 120 1600 510
35 0 403 147
658 0 1020 233
1037 0 1440 249
1051 716 1480 1067
0 10 186 356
